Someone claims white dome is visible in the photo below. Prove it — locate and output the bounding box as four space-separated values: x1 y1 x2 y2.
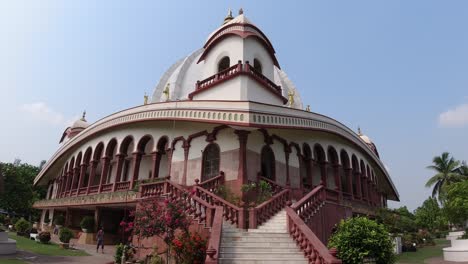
150 13 303 110
71 113 89 130
359 134 372 144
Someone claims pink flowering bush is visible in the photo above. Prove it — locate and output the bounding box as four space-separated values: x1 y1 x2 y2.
172 232 207 264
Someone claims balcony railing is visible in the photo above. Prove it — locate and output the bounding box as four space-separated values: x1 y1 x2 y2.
115 181 131 191
189 61 284 101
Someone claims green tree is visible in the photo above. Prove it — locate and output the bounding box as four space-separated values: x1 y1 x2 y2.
0 162 46 218
425 152 462 201
444 180 468 227
376 207 416 233
414 197 447 232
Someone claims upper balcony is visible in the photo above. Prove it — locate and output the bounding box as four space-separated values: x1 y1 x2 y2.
188 60 288 104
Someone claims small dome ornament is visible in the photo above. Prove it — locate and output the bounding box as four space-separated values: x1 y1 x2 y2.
223 8 233 25
143 92 148 105
357 126 362 136
288 90 295 107
238 8 244 15
81 110 87 122
305 105 311 112
163 83 170 101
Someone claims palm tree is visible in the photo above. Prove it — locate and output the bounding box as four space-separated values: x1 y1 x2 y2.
426 152 462 201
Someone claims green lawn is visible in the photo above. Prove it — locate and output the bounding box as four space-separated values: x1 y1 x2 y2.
396 239 450 263
8 232 89 256
0 259 28 264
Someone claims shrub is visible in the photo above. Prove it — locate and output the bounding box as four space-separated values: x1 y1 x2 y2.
115 243 135 263
0 214 5 224
59 227 74 243
459 228 468 240
172 232 207 264
38 231 51 244
15 218 30 234
328 217 396 264
80 216 94 232
54 215 65 226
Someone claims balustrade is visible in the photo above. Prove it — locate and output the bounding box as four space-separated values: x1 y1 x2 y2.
100 183 113 192
88 185 99 194
78 187 87 195
286 207 341 264
115 181 131 191
291 185 326 222
195 172 225 192
249 188 290 229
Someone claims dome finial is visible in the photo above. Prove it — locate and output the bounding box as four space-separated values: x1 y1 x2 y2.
81 110 87 122
223 8 233 25
144 92 148 105
357 126 362 136
238 8 244 15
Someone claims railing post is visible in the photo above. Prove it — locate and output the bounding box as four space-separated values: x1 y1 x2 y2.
245 60 250 72
237 60 242 72
238 208 246 229
196 80 200 90
248 208 257 229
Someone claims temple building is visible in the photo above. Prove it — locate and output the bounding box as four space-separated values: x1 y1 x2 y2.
34 9 399 263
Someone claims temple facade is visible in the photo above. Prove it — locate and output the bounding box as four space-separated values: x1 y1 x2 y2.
34 10 399 263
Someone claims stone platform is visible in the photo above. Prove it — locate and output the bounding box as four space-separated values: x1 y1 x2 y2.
0 232 16 255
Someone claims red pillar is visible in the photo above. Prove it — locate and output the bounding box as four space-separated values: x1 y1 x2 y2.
151 151 161 179
112 154 125 192
76 164 86 196
285 147 291 187
129 152 143 190
86 160 98 194
235 130 249 186
181 142 190 186
71 167 80 193
345 168 353 198
99 156 110 192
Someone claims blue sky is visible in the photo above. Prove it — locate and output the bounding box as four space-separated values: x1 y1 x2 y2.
1 1 467 211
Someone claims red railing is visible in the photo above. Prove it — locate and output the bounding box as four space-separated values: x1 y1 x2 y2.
193 186 245 229
190 61 283 101
70 189 77 196
286 207 341 264
249 189 290 228
88 185 99 194
205 206 223 264
140 181 166 198
78 187 87 195
259 176 284 195
195 172 225 192
100 183 113 192
246 62 281 93
291 185 326 221
115 181 130 191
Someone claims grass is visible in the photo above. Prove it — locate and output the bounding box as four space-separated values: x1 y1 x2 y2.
8 232 89 256
0 259 28 264
396 238 450 263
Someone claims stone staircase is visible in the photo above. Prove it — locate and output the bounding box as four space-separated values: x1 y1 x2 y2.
219 210 308 264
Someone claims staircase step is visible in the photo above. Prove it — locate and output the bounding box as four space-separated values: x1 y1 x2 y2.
220 252 306 259
220 246 301 253
219 258 308 264
222 242 298 248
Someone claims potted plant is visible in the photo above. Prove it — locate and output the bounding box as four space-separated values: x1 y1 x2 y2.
54 215 65 228
15 218 30 237
38 231 51 244
80 216 94 233
59 227 74 249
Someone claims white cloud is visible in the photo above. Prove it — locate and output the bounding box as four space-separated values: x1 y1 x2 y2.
438 103 468 127
20 102 65 126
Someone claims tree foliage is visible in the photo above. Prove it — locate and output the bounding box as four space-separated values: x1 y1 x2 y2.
426 152 464 202
0 162 46 218
328 217 395 264
376 207 417 234
414 197 447 232
443 180 468 226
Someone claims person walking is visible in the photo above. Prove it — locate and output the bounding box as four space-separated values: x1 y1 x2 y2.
96 227 104 253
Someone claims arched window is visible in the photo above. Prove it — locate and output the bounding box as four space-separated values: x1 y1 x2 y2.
202 144 220 181
218 56 230 72
261 145 275 180
253 58 262 73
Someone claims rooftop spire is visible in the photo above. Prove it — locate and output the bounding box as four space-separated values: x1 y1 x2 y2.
238 8 244 15
81 110 87 122
357 126 362 136
223 8 233 25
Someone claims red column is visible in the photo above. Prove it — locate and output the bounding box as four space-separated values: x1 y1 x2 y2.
320 161 328 188
355 171 362 200
151 151 161 179
64 172 72 196
99 156 110 192
181 142 190 186
285 147 291 187
345 168 353 198
71 167 80 193
235 130 249 187
112 154 125 192
76 164 86 196
129 152 143 190
333 164 342 200
86 160 98 194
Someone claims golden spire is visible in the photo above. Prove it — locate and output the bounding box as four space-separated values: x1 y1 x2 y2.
223 8 233 24
288 90 295 107
305 105 311 112
81 110 86 122
143 92 148 105
163 83 170 101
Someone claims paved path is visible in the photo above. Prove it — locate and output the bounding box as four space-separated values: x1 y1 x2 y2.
0 235 115 264
424 257 468 264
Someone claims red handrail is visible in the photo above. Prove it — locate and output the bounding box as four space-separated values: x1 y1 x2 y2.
196 172 225 192
249 188 290 228
285 207 341 264
205 206 223 264
258 176 283 194
291 185 326 220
